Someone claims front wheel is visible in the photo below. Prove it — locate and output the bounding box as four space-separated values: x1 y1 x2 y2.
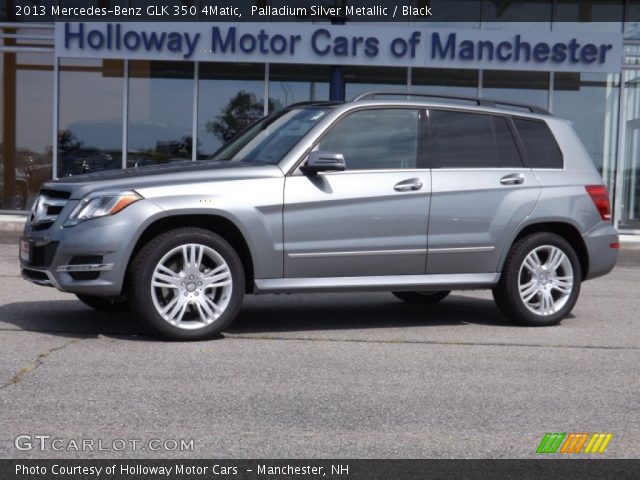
392 291 451 304
493 232 581 326
128 228 245 341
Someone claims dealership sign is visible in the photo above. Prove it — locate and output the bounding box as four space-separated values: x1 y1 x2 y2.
55 22 622 73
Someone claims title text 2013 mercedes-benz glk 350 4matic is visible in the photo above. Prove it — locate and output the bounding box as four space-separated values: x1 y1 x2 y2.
20 93 619 340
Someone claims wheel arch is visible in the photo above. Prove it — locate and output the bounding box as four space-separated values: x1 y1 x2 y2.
126 214 255 293
501 222 589 280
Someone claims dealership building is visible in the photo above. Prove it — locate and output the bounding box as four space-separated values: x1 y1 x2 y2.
2 1 640 233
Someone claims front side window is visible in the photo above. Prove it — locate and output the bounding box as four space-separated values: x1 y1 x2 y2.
317 109 420 170
428 110 522 168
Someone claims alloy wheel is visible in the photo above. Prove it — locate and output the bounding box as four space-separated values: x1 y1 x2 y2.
517 245 574 316
150 243 233 330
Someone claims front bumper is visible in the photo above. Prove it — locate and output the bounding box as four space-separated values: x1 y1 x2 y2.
20 199 166 296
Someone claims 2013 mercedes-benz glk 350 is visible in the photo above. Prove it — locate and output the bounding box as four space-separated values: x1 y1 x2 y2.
20 92 618 340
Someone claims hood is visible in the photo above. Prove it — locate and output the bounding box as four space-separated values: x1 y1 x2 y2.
46 161 284 200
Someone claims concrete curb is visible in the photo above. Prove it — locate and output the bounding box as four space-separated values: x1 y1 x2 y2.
0 215 27 233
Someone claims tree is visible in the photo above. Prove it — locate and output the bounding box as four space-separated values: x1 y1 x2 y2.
205 91 278 143
57 130 83 153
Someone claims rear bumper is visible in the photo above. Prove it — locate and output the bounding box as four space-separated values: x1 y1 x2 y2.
583 222 619 280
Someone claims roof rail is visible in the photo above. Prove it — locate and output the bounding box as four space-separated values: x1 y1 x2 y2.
285 100 343 109
352 91 551 115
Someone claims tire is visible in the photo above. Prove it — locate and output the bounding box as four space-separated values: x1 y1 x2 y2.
76 294 129 312
392 291 451 304
128 227 245 341
493 232 581 326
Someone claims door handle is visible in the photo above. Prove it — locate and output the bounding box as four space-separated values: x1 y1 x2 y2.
500 173 525 185
394 178 423 192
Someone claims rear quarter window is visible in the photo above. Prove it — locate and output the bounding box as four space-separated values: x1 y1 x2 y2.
513 118 564 169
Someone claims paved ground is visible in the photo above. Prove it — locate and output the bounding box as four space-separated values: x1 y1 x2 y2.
0 233 638 459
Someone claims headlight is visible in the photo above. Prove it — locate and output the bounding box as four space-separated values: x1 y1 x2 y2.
64 190 142 227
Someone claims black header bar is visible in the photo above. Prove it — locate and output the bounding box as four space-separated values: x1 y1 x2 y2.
2 1 633 23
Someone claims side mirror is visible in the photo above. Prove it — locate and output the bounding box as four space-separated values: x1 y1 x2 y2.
301 151 346 175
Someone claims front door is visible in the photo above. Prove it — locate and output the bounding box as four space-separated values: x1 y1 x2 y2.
283 108 430 278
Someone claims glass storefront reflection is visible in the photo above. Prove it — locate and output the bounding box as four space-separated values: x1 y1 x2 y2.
344 66 408 100
483 70 550 109
553 1 624 33
619 70 640 230
128 60 194 166
553 72 620 188
411 68 479 98
58 58 124 177
269 63 330 109
197 63 264 159
1 51 53 210
626 0 640 39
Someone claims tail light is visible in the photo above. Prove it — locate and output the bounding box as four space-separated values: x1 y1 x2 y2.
585 185 611 221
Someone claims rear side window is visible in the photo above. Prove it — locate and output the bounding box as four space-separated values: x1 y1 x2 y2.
513 118 564 169
428 110 522 168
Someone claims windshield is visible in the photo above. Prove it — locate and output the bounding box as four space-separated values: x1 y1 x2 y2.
211 107 331 164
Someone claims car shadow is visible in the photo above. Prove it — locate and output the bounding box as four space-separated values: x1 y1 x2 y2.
0 293 519 340
229 293 512 334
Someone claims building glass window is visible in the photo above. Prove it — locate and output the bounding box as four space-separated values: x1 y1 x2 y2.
197 62 264 159
619 70 640 230
553 72 620 187
344 66 408 100
410 68 479 98
481 0 552 31
269 63 330 111
482 70 550 110
128 60 194 167
552 1 624 33
418 0 481 27
2 51 53 210
626 0 640 39
58 58 124 177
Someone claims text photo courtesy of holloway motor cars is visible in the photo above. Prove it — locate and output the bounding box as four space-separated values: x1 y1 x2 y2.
1 1 639 479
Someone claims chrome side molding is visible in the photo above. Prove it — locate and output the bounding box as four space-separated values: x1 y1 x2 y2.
288 249 426 258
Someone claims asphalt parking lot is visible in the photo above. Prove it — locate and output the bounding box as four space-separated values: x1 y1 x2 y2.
0 233 638 459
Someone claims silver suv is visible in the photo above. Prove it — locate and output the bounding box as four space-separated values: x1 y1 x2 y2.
19 93 619 340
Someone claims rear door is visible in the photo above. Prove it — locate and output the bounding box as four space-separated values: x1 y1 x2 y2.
426 109 541 274
283 108 430 278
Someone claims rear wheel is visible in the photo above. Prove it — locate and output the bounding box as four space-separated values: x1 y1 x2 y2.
392 291 451 304
76 294 129 312
128 228 245 341
493 232 581 326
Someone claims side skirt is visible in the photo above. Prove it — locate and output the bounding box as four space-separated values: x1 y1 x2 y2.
254 273 500 294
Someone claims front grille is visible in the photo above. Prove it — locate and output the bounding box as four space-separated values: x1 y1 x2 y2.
29 189 71 231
